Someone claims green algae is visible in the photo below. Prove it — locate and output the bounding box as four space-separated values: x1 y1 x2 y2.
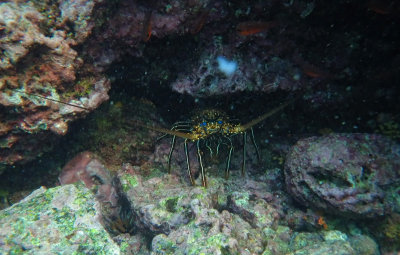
261 226 291 254
53 206 76 236
119 241 130 253
233 191 250 207
206 233 228 248
63 77 95 99
30 0 61 32
186 231 230 255
146 167 166 180
121 174 139 192
160 196 181 213
323 230 348 242
0 184 119 254
291 232 323 251
151 196 186 222
184 222 231 255
153 234 178 255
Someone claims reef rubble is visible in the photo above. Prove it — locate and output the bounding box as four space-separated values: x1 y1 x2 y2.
2 129 398 253
0 163 382 255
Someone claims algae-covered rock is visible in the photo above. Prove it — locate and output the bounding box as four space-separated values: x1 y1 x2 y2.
0 183 120 254
120 172 225 235
288 231 355 255
121 170 372 254
150 203 265 255
118 169 383 254
286 231 379 255
348 234 380 255
0 0 110 166
228 191 280 229
285 133 400 218
119 171 282 254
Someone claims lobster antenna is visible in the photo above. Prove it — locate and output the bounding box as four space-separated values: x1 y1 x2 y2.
15 89 90 111
137 123 197 140
239 97 296 131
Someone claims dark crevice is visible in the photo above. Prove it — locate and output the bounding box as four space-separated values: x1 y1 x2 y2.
309 168 352 188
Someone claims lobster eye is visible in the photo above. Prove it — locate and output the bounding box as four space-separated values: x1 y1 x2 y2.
201 122 207 126
218 120 223 124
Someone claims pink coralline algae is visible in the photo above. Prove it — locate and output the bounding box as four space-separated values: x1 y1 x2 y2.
284 133 400 218
0 0 110 165
58 151 112 188
59 151 134 234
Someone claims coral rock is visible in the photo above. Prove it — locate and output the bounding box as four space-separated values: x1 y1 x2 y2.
0 184 120 254
284 133 400 218
59 151 112 188
0 1 110 165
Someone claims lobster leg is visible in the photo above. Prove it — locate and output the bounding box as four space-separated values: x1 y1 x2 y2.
242 132 247 176
167 135 177 174
250 127 260 162
225 138 233 179
184 139 195 185
205 140 213 157
196 140 207 187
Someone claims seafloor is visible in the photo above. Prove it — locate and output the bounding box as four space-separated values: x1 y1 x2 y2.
0 0 399 254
